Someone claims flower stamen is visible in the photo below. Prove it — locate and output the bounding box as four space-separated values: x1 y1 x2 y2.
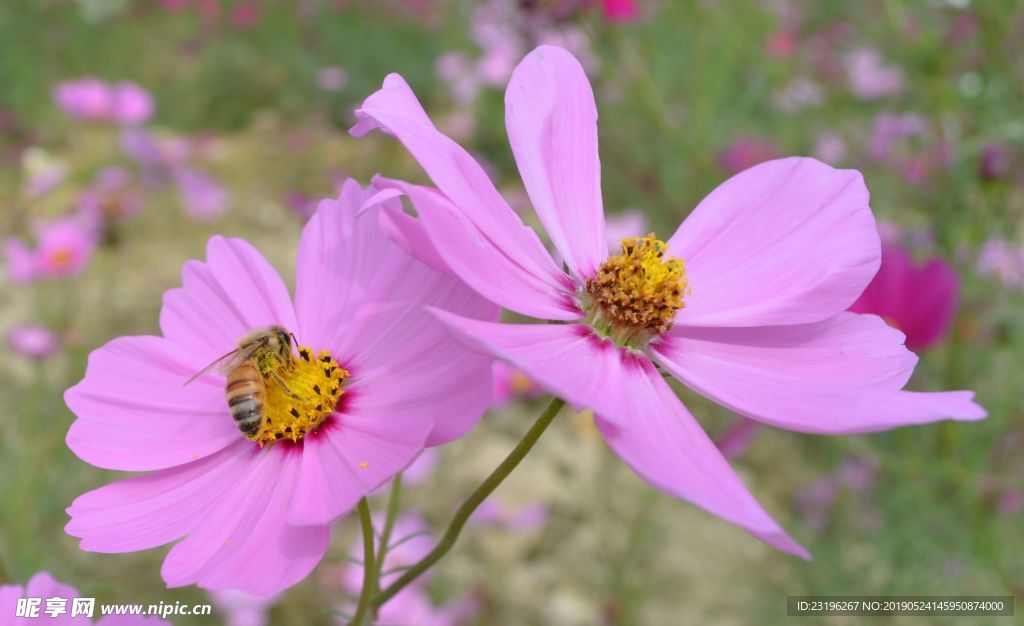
584 234 690 346
255 346 348 446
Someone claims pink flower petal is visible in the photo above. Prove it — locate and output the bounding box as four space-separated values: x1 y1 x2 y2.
428 314 633 426
505 45 607 280
372 177 581 320
429 311 807 557
65 336 241 471
287 413 432 526
160 236 298 365
668 158 880 327
161 445 330 597
594 368 809 558
66 443 248 553
352 73 572 294
294 181 497 447
653 314 986 434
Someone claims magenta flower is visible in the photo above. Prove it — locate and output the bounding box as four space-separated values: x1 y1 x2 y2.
8 324 60 360
352 45 986 556
64 180 497 596
848 245 958 351
53 78 153 125
717 137 779 174
0 571 169 625
601 0 639 21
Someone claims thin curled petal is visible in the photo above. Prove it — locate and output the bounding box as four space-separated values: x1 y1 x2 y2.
506 45 607 281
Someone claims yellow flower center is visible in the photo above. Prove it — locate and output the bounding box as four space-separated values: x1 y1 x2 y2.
584 234 690 346
255 345 348 446
49 247 76 269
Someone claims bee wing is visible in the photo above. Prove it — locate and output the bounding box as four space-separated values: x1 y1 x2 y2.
182 343 262 386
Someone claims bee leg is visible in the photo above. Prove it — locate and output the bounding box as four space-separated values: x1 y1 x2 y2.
268 371 305 401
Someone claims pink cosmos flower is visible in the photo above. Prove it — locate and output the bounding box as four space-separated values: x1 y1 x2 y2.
490 361 542 407
848 245 958 351
843 48 904 100
78 167 143 226
4 238 37 284
473 498 548 531
174 168 229 220
0 571 169 625
352 45 986 557
209 589 279 626
64 180 497 596
5 217 98 282
53 78 153 125
977 237 1024 288
8 324 60 360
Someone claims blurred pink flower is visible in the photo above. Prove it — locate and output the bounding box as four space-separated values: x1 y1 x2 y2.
813 132 846 164
715 418 760 460
844 48 904 100
848 245 959 351
8 324 59 360
121 128 192 180
600 0 638 22
977 237 1024 288
78 167 143 225
317 66 348 92
230 2 261 29
354 45 984 558
209 589 279 626
342 513 434 596
4 238 38 284
64 181 497 596
717 137 779 174
6 216 98 282
53 78 154 125
491 361 543 407
473 498 549 531
978 142 1016 181
175 168 229 220
998 490 1023 515
342 513 477 626
870 113 927 159
773 77 824 113
604 209 647 252
402 448 438 487
1 572 170 625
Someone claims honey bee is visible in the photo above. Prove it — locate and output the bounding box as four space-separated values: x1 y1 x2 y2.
184 325 300 439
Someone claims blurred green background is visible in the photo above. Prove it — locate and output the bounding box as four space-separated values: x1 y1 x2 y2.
1 1 1022 624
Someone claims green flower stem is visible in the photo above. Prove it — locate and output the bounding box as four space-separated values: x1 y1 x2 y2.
350 499 376 626
0 548 10 584
369 474 403 618
373 396 566 608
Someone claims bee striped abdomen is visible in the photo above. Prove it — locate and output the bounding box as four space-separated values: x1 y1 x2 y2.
225 362 265 439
